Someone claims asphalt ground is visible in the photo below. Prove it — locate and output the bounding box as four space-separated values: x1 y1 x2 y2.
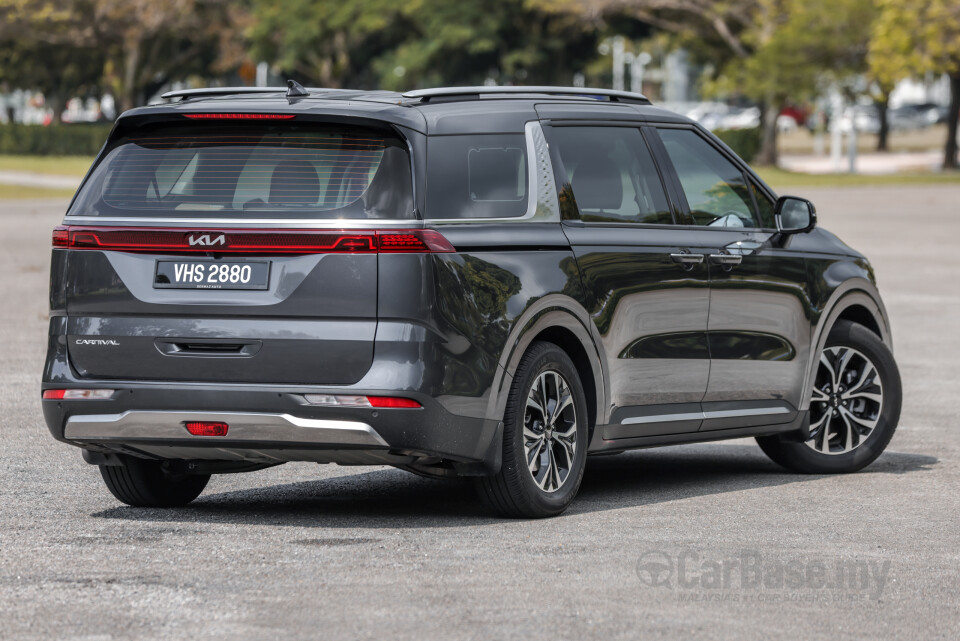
1 187 958 640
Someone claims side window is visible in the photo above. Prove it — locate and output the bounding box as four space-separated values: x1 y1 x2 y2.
549 126 671 225
658 128 760 228
425 134 528 219
751 181 776 229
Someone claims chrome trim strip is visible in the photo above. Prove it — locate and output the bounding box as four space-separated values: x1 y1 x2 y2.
702 407 791 420
621 412 703 425
65 411 388 447
621 406 790 425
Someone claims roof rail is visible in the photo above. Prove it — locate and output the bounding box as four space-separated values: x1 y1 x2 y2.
401 86 651 104
161 87 287 100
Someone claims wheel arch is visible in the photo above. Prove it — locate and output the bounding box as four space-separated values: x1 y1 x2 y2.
801 280 892 410
488 295 607 438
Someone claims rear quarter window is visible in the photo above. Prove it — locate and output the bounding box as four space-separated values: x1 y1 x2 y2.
68 122 414 219
425 134 528 219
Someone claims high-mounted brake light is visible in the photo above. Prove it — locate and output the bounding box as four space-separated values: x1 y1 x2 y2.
184 421 229 436
183 113 296 120
303 394 422 409
52 227 454 255
43 389 115 400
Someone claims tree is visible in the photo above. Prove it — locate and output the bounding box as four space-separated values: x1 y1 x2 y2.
0 0 104 122
375 0 600 90
247 0 404 89
716 0 875 165
94 0 247 111
869 0 960 169
571 1 875 166
247 0 601 90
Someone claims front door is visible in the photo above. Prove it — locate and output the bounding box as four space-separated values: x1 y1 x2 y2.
652 126 810 431
544 124 712 437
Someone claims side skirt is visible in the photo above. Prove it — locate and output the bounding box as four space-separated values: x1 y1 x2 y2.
588 410 809 454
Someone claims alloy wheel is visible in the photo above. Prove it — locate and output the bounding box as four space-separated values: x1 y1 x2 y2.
523 370 578 492
806 346 884 455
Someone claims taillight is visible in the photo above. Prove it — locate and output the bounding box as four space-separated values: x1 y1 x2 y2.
52 226 69 247
43 389 115 400
379 230 455 253
303 394 422 409
183 113 296 120
183 421 229 436
51 227 454 255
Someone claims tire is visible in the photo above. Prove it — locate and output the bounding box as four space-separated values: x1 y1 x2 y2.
99 456 210 507
474 341 589 518
757 320 902 474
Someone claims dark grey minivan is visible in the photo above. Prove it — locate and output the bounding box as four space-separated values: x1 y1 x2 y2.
42 84 901 518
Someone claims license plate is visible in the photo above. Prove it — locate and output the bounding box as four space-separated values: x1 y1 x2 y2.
154 261 270 290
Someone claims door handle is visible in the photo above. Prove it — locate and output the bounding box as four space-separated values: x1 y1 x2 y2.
709 254 743 266
670 253 705 265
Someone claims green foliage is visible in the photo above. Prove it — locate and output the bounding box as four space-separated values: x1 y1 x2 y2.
713 127 761 164
711 0 875 104
870 0 960 76
0 123 113 156
246 0 600 90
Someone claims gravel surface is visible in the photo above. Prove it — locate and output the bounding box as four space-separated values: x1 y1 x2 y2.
1 187 958 640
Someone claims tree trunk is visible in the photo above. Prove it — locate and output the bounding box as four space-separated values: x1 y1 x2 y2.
876 95 890 152
945 72 960 171
756 100 780 166
120 36 141 113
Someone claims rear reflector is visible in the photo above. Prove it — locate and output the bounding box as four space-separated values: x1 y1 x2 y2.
43 389 114 400
184 421 229 436
52 226 454 255
183 113 296 120
367 396 422 409
303 394 422 409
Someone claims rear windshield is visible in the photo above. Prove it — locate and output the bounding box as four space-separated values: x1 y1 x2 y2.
68 122 414 219
425 134 528 219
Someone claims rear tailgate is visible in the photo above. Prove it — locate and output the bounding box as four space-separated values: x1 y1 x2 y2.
58 116 417 386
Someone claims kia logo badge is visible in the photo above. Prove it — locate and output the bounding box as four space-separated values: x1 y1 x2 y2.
187 233 227 247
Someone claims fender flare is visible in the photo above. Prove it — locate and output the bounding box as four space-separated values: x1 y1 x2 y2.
800 279 892 409
486 294 608 431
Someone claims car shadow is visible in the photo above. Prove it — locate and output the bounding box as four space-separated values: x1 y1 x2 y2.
91 444 938 528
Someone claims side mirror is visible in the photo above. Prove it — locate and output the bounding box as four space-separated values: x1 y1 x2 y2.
775 196 817 234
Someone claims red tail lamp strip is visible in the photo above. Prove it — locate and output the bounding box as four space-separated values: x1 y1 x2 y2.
52 227 454 254
183 113 296 120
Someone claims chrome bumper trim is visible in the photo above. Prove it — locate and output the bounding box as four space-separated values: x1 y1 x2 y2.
64 411 388 447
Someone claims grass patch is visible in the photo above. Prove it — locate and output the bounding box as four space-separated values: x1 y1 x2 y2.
778 125 949 154
0 184 76 199
0 155 93 177
756 167 960 190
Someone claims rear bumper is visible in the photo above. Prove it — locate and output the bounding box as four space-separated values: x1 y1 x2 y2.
65 410 388 447
42 384 500 470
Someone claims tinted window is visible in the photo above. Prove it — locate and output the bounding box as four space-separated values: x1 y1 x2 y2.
658 128 759 228
550 126 671 225
68 123 414 219
425 134 528 219
751 181 776 228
